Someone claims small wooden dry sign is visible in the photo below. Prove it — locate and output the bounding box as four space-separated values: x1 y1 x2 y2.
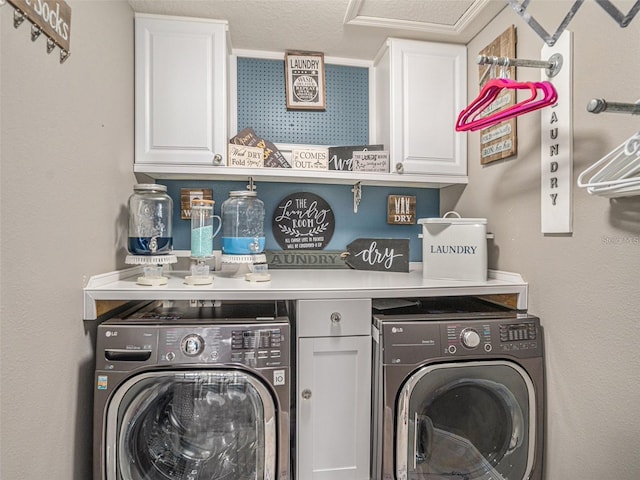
387 195 416 224
344 238 409 273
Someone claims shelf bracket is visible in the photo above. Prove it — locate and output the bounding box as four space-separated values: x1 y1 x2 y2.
351 182 362 213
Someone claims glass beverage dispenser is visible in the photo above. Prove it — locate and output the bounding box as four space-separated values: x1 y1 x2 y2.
221 190 265 255
127 184 173 255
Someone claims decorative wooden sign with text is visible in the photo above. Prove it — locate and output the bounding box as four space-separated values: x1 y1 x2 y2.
272 192 335 250
9 0 71 52
229 128 290 168
265 250 347 269
285 50 326 110
291 148 329 170
479 26 517 164
541 31 573 233
228 144 264 168
180 189 213 220
353 151 389 172
344 238 409 272
328 145 383 171
387 195 416 224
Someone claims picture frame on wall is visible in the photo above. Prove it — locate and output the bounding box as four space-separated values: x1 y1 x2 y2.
285 50 326 111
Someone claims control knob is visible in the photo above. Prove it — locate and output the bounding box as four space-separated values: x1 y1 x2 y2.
182 334 205 356
460 328 481 349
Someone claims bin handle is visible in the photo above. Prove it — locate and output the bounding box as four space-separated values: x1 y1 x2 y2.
442 211 461 219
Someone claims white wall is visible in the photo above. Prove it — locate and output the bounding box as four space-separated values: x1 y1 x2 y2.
0 1 134 478
443 1 640 478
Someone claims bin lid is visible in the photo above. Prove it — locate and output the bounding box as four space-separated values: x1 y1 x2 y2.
418 211 486 225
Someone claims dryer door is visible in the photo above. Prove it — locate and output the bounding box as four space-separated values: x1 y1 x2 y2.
396 360 535 480
105 370 277 480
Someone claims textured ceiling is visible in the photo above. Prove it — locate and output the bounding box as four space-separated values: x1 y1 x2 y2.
128 0 507 59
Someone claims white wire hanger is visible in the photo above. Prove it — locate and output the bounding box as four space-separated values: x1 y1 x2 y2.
577 132 640 197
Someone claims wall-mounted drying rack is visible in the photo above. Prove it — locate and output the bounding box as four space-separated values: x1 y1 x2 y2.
507 0 640 46
587 98 640 115
3 0 71 64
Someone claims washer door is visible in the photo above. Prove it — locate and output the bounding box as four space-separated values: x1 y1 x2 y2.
396 361 535 480
105 370 277 480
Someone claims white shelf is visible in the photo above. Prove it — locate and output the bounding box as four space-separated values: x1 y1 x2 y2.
133 163 468 188
83 267 527 320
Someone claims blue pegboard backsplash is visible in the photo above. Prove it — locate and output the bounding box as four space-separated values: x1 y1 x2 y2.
237 58 369 145
160 180 439 262
159 56 439 263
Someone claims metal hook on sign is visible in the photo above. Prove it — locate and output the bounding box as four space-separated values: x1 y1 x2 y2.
31 24 42 42
59 49 71 64
46 38 56 54
13 9 25 28
351 182 362 213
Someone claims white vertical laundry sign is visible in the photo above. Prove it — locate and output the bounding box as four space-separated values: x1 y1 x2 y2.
541 31 573 234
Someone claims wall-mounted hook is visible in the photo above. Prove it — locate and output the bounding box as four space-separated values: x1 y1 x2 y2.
587 98 640 115
46 38 55 54
351 182 362 213
30 24 42 41
13 9 25 28
59 49 71 64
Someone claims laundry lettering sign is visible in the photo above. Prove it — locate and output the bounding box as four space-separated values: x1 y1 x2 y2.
541 33 572 233
345 238 409 272
9 0 71 51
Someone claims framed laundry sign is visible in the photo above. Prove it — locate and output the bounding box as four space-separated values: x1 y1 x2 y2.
285 50 326 110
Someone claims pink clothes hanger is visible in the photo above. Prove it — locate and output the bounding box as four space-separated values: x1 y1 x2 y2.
456 79 558 132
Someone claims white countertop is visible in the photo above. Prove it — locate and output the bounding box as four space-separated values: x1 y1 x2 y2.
83 266 528 320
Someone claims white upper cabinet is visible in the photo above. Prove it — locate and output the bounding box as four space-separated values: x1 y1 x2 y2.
374 38 467 177
135 14 229 166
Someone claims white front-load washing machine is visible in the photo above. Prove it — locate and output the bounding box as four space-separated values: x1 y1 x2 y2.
93 300 290 480
371 297 545 480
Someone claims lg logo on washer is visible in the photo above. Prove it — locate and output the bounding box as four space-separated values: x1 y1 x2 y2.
105 331 118 337
391 327 404 333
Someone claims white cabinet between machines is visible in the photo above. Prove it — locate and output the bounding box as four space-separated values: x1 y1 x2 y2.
134 14 229 166
296 299 372 480
374 38 467 177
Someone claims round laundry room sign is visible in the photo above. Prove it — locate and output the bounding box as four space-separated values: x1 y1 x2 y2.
272 192 335 250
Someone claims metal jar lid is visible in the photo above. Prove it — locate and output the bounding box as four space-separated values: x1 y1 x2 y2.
133 183 167 192
229 190 257 197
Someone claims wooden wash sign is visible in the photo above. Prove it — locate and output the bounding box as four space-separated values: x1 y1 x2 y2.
9 0 72 52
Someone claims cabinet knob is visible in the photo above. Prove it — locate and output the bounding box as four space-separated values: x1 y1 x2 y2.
396 162 404 174
212 154 223 165
330 312 342 324
301 389 312 400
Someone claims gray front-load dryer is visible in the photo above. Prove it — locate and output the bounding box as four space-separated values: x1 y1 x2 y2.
93 300 290 480
371 298 545 480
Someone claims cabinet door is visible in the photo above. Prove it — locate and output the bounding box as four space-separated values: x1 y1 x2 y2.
135 15 228 166
378 39 467 176
297 335 371 480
